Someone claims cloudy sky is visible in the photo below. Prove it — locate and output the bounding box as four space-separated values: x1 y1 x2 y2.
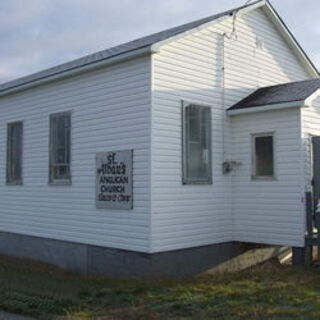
1 0 319 84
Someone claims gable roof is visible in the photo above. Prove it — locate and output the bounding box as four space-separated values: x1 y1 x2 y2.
0 0 318 96
228 78 320 113
0 0 262 95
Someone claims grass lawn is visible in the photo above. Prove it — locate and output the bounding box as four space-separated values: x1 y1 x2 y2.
0 256 319 320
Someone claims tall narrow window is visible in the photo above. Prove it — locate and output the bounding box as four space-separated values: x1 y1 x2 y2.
252 133 274 179
49 112 71 184
7 121 23 184
182 102 212 184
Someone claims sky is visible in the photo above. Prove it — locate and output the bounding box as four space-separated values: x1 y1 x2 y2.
0 0 319 84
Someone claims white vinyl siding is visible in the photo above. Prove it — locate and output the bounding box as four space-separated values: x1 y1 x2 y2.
216 7 309 107
151 30 229 253
0 56 151 252
150 7 309 252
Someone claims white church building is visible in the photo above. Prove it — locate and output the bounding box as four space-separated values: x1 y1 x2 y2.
0 0 319 277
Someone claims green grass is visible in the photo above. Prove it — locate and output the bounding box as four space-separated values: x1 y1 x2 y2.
0 256 319 319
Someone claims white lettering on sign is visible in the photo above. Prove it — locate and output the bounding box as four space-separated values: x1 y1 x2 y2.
96 150 133 210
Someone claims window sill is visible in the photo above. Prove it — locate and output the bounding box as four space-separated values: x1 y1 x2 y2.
251 176 277 181
183 180 213 185
6 181 23 186
49 180 72 186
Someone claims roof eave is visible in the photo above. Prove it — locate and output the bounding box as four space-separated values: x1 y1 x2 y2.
0 46 157 97
227 100 305 116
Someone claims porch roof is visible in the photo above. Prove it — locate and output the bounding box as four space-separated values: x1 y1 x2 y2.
228 78 320 113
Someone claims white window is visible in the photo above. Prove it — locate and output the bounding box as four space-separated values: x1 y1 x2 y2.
252 133 275 179
49 112 71 184
7 121 23 185
182 102 212 184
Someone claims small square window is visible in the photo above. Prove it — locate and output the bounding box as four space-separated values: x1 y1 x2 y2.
252 133 275 179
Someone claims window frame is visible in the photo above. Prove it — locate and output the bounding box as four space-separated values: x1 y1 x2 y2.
251 132 276 181
49 111 72 185
6 121 23 185
182 100 212 185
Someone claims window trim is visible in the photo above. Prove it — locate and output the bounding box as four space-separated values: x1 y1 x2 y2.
251 132 276 181
6 121 23 185
182 100 213 185
48 111 72 186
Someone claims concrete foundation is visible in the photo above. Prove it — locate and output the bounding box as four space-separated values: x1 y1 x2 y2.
0 231 245 278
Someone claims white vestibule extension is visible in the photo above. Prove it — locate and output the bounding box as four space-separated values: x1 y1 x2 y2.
230 108 304 247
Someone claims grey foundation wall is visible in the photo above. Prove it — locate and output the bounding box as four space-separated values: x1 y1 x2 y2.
0 231 244 278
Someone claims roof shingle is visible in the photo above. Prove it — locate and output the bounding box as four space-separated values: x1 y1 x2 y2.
228 78 320 111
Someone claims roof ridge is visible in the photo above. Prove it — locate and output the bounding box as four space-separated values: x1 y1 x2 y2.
126 0 263 42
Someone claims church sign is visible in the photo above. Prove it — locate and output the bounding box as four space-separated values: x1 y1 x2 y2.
96 150 133 210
